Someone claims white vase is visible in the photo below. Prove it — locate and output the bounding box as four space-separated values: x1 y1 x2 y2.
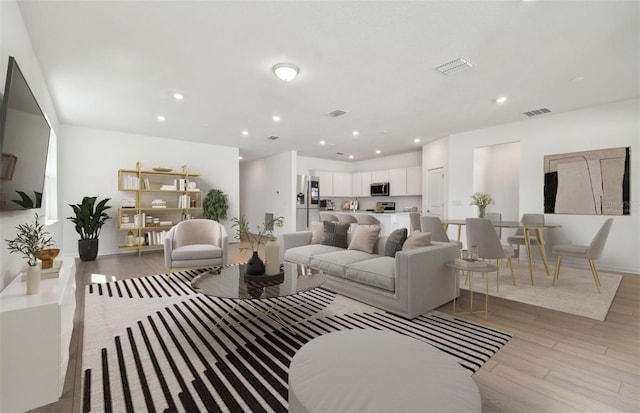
26 265 41 295
264 238 281 275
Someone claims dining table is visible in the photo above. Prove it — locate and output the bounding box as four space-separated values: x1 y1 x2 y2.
441 219 562 284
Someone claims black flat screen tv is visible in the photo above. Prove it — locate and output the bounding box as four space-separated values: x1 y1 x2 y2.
0 56 51 210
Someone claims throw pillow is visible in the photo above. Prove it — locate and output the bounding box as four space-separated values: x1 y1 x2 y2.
384 227 408 257
402 230 432 251
321 221 350 249
310 221 324 244
348 225 381 254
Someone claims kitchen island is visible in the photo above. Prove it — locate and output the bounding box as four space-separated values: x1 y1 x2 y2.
332 211 414 236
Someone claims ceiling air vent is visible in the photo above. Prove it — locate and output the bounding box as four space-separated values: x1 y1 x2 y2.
523 108 551 117
327 109 347 117
434 58 473 76
267 135 280 140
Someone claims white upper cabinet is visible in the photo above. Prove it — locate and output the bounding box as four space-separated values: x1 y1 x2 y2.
352 171 372 197
406 166 422 195
389 168 407 196
332 172 353 197
371 169 390 183
316 171 333 197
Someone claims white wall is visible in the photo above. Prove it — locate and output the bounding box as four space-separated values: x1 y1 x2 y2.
59 125 240 256
447 98 639 273
473 141 520 221
240 151 297 236
0 0 61 290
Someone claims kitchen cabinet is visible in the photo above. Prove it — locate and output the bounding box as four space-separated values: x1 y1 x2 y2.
315 170 334 197
371 169 390 183
332 172 353 197
389 168 407 196
352 171 372 197
406 166 422 195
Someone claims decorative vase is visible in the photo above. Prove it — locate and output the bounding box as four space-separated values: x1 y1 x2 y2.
477 205 486 218
26 265 41 295
78 238 99 261
264 238 281 275
245 251 265 275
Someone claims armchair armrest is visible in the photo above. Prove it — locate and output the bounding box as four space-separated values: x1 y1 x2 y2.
279 231 312 261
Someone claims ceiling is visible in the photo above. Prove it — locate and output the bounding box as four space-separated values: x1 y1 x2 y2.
17 0 640 162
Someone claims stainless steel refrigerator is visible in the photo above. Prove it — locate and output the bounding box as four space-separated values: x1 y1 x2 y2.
296 175 320 230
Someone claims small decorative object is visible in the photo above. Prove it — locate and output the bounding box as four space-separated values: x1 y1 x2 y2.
470 245 479 260
6 213 54 295
36 248 60 269
127 231 134 246
67 196 111 261
264 238 281 275
460 249 469 260
470 192 494 218
152 167 172 172
232 215 285 275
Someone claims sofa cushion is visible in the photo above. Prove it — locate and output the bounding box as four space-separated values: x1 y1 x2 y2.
172 244 223 260
348 225 381 254
402 230 432 251
345 257 396 292
321 221 350 248
310 221 324 244
311 250 383 278
285 244 345 266
385 228 408 257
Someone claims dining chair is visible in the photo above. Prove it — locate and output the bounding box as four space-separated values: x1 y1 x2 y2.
466 218 515 291
507 213 544 265
551 218 613 293
355 214 380 227
420 215 450 243
409 212 421 233
486 212 502 240
319 212 339 222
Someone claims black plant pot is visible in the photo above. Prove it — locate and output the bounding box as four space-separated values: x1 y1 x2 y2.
78 238 99 261
245 251 265 275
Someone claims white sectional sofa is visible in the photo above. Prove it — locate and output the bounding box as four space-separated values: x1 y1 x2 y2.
280 230 459 319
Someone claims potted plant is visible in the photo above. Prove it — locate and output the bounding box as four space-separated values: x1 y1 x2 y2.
232 215 284 275
67 196 111 261
203 189 229 222
6 213 54 294
470 192 494 218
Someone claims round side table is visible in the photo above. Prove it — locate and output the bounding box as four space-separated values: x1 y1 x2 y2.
447 261 498 320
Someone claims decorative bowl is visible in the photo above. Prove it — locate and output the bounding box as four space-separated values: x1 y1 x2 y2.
152 167 172 172
37 248 60 269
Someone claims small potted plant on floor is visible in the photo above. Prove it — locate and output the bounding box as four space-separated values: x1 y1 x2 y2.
67 196 111 261
6 213 54 294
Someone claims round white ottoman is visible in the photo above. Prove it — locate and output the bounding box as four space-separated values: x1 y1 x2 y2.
288 329 481 413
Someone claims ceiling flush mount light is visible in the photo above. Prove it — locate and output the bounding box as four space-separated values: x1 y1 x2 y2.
496 96 508 104
173 92 184 101
272 63 299 81
272 115 280 122
156 115 166 122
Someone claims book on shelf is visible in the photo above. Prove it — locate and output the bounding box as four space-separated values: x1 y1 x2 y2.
143 177 151 190
454 258 488 268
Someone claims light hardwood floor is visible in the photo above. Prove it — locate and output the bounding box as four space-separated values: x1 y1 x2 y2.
32 245 639 413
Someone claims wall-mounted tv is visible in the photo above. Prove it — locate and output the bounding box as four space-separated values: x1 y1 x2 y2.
0 56 51 210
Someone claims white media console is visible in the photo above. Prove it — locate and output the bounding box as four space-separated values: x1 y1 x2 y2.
0 258 76 412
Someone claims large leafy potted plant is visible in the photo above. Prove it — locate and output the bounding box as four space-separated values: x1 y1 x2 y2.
6 213 54 294
67 196 111 261
203 189 229 222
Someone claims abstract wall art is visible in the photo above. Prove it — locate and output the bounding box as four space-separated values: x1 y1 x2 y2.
544 147 630 215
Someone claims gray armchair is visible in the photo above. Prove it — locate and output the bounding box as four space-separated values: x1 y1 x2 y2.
164 219 228 271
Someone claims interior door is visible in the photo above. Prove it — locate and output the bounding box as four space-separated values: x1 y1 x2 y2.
426 167 445 218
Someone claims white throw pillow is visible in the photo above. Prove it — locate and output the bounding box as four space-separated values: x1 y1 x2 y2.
402 230 432 251
348 225 381 254
310 221 324 244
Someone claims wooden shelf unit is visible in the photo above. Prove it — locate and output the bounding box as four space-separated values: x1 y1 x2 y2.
117 162 202 255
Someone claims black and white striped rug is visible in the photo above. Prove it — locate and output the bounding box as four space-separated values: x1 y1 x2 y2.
82 269 511 413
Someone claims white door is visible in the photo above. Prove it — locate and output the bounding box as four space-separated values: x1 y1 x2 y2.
426 167 445 218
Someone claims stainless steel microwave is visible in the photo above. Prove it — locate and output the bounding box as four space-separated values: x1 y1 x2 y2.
371 182 390 196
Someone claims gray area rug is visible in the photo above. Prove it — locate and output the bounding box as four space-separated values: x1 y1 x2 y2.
82 269 511 413
459 261 622 321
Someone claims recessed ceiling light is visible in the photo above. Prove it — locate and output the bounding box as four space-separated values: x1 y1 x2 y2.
238 156 243 160
352 130 359 136
571 76 585 83
272 63 299 81
320 140 326 145
349 155 354 159
496 96 508 104
272 115 280 122
414 138 421 143
375 149 381 154
173 92 184 101
156 115 165 122
241 130 249 136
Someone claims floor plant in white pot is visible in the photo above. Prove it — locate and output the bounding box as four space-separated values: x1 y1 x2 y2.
5 213 54 294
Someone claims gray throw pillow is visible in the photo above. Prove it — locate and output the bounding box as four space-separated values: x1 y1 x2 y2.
321 221 350 249
385 228 408 257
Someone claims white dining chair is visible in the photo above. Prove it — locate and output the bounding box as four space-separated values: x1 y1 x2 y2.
507 213 544 265
466 218 515 291
551 218 613 293
409 212 421 233
420 216 450 243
